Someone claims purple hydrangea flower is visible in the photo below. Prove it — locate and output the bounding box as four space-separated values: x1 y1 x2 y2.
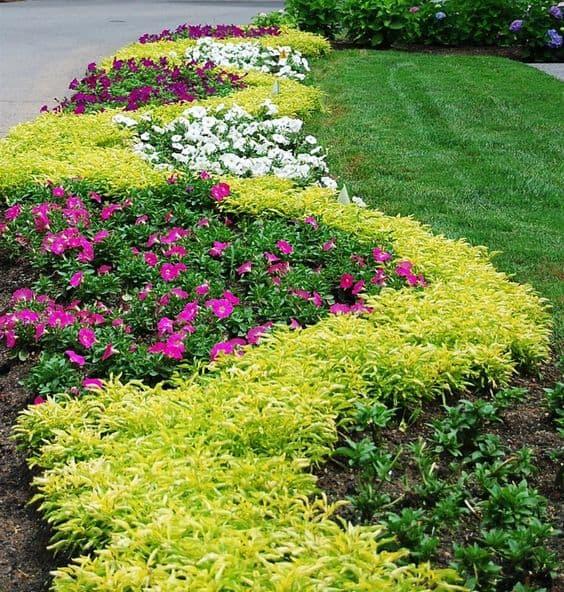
509 19 524 33
549 5 562 20
547 28 563 48
435 11 447 20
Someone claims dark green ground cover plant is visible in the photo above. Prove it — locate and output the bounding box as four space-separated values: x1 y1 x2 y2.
332 386 562 590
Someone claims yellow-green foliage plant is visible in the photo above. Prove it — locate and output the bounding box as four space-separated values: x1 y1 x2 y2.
8 22 551 592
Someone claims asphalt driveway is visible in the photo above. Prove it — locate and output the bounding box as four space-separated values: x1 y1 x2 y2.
0 0 283 135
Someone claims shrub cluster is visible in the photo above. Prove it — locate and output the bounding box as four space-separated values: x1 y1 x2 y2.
284 0 564 60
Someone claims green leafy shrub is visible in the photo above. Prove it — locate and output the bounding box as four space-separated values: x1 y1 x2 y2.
341 0 418 47
285 0 344 39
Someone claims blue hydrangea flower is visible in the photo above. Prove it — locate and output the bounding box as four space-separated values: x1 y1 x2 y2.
435 11 447 20
547 28 563 48
548 5 562 20
509 19 524 32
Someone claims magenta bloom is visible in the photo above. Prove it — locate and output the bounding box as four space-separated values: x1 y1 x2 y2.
351 280 365 296
33 396 46 405
157 316 175 335
97 264 112 275
83 377 104 390
206 297 234 319
276 240 294 255
311 292 323 308
160 262 187 281
144 252 159 267
101 343 118 361
93 229 110 244
246 322 273 345
17 309 40 324
222 290 240 306
100 203 121 220
177 301 199 323
330 303 351 315
322 239 336 251
4 204 22 222
69 271 84 288
195 283 209 296
339 274 355 290
210 337 246 361
48 310 75 328
210 182 231 202
372 247 392 263
65 349 86 367
208 241 230 258
78 327 97 349
304 216 318 229
12 288 34 302
52 186 66 198
264 252 280 264
237 261 253 275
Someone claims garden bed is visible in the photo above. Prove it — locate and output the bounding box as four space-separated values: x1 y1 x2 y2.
0 16 560 592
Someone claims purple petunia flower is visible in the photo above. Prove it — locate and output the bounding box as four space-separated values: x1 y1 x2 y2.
509 19 524 33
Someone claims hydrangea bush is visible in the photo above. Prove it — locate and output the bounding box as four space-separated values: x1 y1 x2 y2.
185 37 310 80
118 101 336 187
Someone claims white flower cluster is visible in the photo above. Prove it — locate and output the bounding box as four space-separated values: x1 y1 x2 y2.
185 38 310 80
120 100 336 187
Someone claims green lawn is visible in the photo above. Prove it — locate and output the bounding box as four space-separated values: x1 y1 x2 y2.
307 50 564 349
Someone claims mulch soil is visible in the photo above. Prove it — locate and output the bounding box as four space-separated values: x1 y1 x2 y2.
0 250 55 592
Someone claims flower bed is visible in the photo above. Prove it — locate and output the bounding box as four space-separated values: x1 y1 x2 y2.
1 18 552 592
45 57 246 114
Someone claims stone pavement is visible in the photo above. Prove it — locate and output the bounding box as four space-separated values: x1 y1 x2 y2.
527 63 564 81
0 0 283 135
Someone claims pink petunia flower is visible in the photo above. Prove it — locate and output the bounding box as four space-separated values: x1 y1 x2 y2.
373 247 392 263
311 292 323 308
210 337 246 361
206 298 234 319
170 287 189 299
100 203 121 221
200 170 211 180
78 327 96 349
304 216 318 229
160 262 187 282
177 301 199 323
144 252 159 267
83 377 104 390
276 240 294 255
322 239 336 251
289 318 302 330
157 316 174 336
264 251 280 264
4 204 22 222
330 303 351 315
246 322 273 345
101 343 118 361
210 182 231 202
351 280 365 296
195 283 209 296
65 349 86 367
236 261 253 275
208 241 230 258
52 186 66 198
48 310 75 328
93 229 110 244
69 271 84 288
97 264 112 275
33 396 46 405
12 288 34 302
339 274 355 290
